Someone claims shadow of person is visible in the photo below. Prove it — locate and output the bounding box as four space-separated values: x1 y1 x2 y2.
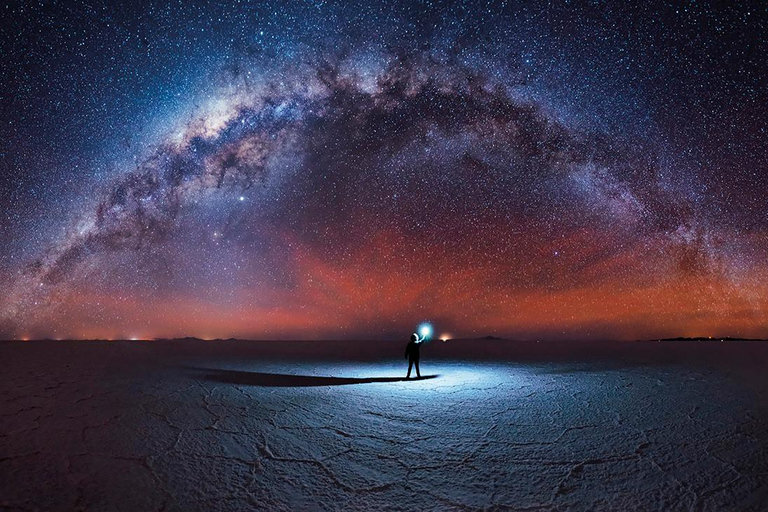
190 368 439 387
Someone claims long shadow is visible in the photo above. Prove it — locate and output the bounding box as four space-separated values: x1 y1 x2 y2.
191 368 439 387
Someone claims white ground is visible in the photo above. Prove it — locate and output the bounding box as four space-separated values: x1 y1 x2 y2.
1 340 768 511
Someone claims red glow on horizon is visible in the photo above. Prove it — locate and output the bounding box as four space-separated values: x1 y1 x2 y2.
7 228 768 341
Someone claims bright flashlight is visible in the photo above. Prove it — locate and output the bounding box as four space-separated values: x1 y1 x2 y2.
418 323 433 340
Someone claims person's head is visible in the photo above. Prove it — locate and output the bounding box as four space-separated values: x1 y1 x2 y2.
411 333 419 342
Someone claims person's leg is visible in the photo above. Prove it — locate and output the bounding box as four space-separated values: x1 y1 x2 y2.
415 358 421 378
407 359 413 378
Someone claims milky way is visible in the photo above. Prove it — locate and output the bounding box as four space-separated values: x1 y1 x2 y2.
1 1 767 339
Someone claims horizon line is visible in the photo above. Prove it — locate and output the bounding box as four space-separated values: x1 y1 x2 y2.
3 336 767 343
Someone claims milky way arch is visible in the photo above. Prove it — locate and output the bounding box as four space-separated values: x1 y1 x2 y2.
2 49 764 340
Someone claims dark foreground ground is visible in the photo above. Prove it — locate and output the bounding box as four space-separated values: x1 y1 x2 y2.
2 339 768 511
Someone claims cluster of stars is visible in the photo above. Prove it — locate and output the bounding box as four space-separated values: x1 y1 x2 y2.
0 1 766 340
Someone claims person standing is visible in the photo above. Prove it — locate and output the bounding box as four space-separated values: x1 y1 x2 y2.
404 332 424 378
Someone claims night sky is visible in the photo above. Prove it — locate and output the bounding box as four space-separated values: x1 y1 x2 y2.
1 1 767 340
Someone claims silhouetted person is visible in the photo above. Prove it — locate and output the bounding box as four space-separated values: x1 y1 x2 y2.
405 332 423 378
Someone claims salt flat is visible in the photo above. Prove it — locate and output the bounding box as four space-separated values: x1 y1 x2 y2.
2 340 768 511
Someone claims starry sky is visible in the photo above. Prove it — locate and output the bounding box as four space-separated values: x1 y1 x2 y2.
1 0 767 341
